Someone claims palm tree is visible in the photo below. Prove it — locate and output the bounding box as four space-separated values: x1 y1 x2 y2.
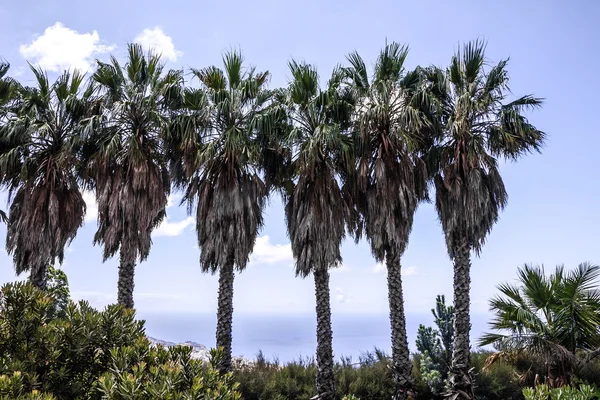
168 51 278 373
480 263 600 387
279 61 356 400
0 61 18 224
423 40 545 398
0 66 93 288
343 43 429 399
88 44 180 308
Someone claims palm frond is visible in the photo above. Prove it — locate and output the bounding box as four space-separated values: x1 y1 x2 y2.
428 40 543 255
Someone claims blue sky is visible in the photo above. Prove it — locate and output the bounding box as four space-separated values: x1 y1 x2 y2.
0 0 599 325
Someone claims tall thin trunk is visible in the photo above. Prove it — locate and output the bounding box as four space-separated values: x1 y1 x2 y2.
386 250 413 400
448 237 474 399
314 268 335 400
29 264 48 290
216 258 235 374
117 250 136 309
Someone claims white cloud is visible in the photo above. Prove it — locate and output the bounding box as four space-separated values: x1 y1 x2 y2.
404 265 418 276
372 263 386 274
154 216 195 238
335 287 351 304
372 263 418 276
134 27 182 62
19 22 114 72
250 235 294 265
82 190 98 223
166 193 182 209
331 263 350 273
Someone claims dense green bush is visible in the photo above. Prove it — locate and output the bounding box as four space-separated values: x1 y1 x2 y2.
0 282 241 399
0 281 146 398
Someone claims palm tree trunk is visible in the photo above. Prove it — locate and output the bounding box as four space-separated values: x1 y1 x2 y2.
216 258 235 374
117 250 136 309
314 268 335 400
29 264 48 290
386 251 413 400
448 237 474 399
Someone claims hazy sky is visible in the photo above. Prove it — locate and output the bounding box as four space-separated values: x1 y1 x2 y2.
0 1 599 323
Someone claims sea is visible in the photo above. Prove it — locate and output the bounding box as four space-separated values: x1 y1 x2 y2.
137 311 490 363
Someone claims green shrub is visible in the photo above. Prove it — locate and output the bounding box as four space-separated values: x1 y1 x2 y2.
0 281 145 398
0 282 240 399
471 351 524 400
97 345 241 399
335 350 396 399
522 384 600 400
234 354 316 400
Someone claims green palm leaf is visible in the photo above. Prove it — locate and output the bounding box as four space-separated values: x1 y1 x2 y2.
481 263 600 384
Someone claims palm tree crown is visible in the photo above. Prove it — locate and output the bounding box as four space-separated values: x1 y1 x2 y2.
88 43 180 307
426 40 545 255
344 42 429 259
0 66 93 287
177 50 275 273
282 61 356 277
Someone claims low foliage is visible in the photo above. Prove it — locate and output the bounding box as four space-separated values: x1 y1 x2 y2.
234 350 396 400
97 346 241 399
0 282 240 399
234 349 530 400
523 384 600 400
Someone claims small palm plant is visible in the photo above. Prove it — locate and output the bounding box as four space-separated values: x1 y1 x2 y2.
480 263 600 387
0 66 93 288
